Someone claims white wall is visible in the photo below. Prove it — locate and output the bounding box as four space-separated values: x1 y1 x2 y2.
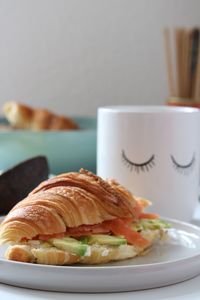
0 0 200 116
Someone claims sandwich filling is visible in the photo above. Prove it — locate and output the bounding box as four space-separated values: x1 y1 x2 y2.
5 217 170 265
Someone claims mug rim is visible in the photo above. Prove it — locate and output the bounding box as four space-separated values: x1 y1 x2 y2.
98 105 200 114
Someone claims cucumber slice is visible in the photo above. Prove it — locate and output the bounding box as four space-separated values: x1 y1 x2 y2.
131 219 171 231
50 238 88 256
87 234 127 246
41 242 52 249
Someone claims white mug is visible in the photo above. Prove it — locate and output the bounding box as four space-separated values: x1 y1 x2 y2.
97 106 200 222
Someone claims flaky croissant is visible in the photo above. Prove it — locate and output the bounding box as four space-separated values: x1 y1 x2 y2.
3 101 79 130
0 169 168 265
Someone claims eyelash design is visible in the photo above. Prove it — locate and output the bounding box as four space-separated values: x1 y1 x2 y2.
122 150 155 173
170 154 195 175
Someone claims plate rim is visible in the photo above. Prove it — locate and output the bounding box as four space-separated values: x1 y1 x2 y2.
1 216 200 271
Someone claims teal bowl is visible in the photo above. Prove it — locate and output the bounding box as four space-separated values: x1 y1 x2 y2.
0 117 96 174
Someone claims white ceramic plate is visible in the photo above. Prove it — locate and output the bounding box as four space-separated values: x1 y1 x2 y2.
1 216 200 293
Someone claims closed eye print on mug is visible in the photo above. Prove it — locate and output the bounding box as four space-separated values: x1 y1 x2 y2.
122 150 155 173
170 153 196 175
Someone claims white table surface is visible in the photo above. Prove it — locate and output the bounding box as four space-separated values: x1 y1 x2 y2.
1 206 200 300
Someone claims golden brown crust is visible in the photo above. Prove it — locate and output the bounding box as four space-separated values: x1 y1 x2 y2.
5 245 34 263
3 101 79 130
30 169 137 215
0 169 141 245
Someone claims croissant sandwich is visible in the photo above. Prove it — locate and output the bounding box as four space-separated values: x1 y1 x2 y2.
3 101 79 130
0 169 170 265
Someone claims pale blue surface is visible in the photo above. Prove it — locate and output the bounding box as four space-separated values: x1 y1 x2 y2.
0 117 96 174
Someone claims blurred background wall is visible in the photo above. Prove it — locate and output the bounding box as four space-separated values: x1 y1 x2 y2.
0 0 200 116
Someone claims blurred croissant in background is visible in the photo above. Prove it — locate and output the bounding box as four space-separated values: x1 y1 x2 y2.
3 101 79 131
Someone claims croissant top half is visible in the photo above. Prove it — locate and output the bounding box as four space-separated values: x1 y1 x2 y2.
0 169 142 244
